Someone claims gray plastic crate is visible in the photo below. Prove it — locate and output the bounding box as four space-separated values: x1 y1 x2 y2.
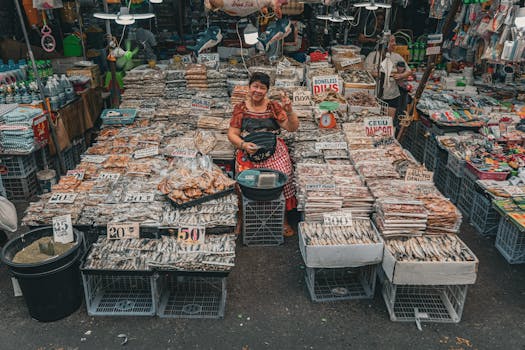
0 153 37 179
305 264 377 302
0 174 6 197
495 217 525 264
82 272 157 316
470 193 499 237
157 274 226 319
445 171 462 204
400 122 415 151
433 160 448 195
4 172 39 202
381 277 468 323
242 194 285 246
423 134 439 172
447 152 465 178
72 137 87 165
52 146 76 172
411 122 428 163
457 168 479 219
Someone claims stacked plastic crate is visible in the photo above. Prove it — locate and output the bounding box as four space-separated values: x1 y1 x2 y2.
493 200 525 264
242 194 285 246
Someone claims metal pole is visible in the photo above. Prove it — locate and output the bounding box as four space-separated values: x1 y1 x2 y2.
76 0 87 60
13 0 66 174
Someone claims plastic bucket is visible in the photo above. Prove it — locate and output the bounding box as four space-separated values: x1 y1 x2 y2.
1 227 84 322
36 169 57 194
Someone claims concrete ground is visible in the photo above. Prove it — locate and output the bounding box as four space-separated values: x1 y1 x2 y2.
0 206 523 350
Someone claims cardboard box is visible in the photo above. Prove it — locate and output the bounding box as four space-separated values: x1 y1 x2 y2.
298 223 384 268
381 237 478 285
66 65 101 88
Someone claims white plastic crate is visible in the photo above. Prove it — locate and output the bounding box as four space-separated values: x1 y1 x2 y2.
157 274 226 319
242 194 285 246
82 271 157 316
0 153 37 179
470 193 499 237
381 275 468 324
305 265 377 302
3 172 38 202
495 217 525 264
0 174 6 197
457 168 478 219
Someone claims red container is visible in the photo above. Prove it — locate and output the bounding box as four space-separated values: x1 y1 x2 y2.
466 161 509 181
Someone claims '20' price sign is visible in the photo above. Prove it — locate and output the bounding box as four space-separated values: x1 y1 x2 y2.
53 214 74 243
177 226 205 244
107 222 140 240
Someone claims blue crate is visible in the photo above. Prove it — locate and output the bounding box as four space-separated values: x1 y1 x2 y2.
495 217 525 264
101 109 137 125
470 192 500 237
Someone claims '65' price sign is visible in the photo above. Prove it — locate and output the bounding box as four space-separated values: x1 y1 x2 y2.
177 226 205 244
53 214 74 243
107 222 140 240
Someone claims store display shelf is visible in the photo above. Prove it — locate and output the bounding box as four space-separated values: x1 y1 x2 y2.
305 265 377 302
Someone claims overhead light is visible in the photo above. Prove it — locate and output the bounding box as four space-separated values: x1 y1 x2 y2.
149 0 163 3
316 14 331 20
353 1 391 10
515 7 525 28
93 6 155 25
115 18 135 25
243 22 259 45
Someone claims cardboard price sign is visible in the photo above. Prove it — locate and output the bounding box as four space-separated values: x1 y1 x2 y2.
97 172 120 183
405 167 433 182
364 116 394 137
293 90 312 105
48 192 78 204
53 214 74 244
177 226 205 244
66 169 85 181
134 147 159 159
191 97 212 111
171 148 197 158
107 222 140 240
312 75 342 95
197 53 220 68
305 183 336 191
323 212 353 226
124 192 155 203
314 142 347 151
82 155 107 164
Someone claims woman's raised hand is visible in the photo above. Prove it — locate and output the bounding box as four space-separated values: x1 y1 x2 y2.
280 91 293 113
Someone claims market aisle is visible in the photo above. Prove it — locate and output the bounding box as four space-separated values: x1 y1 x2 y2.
0 223 523 350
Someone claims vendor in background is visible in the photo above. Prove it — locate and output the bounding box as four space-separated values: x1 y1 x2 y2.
228 72 299 237
357 11 385 56
364 35 411 120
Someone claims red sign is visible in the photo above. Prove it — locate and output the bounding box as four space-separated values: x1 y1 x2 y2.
33 114 50 147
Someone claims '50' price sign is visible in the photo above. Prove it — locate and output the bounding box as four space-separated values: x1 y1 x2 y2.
177 226 205 244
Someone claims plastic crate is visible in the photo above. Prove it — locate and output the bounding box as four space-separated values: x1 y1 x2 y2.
52 146 76 172
381 277 468 323
3 172 39 202
242 194 285 246
470 192 500 237
411 122 428 163
305 264 377 302
100 109 137 125
423 133 439 172
465 161 509 181
433 160 448 195
0 174 6 197
445 172 462 204
0 153 37 179
457 168 479 219
34 146 53 169
447 152 465 178
81 271 157 316
495 217 525 264
72 138 87 165
157 274 226 319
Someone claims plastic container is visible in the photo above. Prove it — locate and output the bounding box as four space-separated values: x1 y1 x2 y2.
466 161 509 181
36 169 57 194
0 227 84 322
63 35 83 57
237 168 288 201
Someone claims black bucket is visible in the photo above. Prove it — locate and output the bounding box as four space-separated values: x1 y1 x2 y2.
1 227 84 322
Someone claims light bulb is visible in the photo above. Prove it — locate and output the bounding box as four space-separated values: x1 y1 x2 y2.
244 23 259 45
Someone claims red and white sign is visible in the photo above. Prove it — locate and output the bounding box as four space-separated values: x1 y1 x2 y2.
364 116 394 137
312 75 342 95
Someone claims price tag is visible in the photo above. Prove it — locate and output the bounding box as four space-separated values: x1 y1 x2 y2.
323 212 353 226
191 97 212 111
134 147 159 159
340 57 361 67
427 34 443 45
107 222 140 240
364 116 394 137
171 148 197 158
197 53 220 68
82 155 107 164
11 278 22 297
312 75 342 95
293 90 312 105
426 46 441 56
124 192 155 203
52 214 74 244
48 192 78 204
97 172 120 183
177 225 205 244
314 142 347 151
66 169 85 181
305 183 336 191
373 136 396 147
405 167 434 182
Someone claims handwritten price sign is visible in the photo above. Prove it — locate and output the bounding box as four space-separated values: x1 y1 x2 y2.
107 222 140 240
49 192 78 204
53 214 74 243
177 226 205 244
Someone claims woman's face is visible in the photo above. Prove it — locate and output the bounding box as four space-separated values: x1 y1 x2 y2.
249 81 268 103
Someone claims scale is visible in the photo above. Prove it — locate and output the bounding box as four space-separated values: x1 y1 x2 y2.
318 101 339 129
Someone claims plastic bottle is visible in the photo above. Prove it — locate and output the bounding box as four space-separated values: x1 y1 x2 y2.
18 59 28 81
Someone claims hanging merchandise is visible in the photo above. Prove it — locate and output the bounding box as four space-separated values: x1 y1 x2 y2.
204 0 288 18
188 26 223 54
257 17 292 51
33 0 63 9
40 12 57 53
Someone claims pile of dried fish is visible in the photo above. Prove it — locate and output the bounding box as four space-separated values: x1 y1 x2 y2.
340 70 375 85
385 235 476 262
83 234 236 272
347 91 378 107
373 198 427 237
299 220 380 246
185 64 208 90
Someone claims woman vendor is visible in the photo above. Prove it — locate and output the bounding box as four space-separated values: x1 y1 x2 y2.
228 72 299 237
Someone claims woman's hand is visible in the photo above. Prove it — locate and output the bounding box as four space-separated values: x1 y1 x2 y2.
280 92 293 113
243 142 259 155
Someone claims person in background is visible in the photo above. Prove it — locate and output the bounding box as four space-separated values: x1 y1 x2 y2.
365 35 411 119
228 72 299 237
357 11 385 56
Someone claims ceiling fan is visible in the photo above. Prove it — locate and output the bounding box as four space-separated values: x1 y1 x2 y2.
353 0 391 10
93 7 155 25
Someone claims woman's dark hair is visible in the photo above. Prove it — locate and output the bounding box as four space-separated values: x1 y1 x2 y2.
249 72 271 89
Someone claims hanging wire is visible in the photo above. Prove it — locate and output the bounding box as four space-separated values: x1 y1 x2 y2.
235 21 250 74
363 10 378 37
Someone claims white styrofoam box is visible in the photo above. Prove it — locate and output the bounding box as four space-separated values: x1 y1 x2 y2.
298 223 384 268
381 237 478 285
